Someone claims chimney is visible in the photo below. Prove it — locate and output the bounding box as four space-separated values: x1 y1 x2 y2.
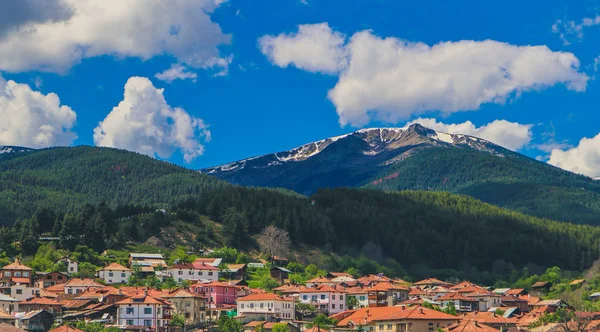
474 321 479 327
419 308 424 314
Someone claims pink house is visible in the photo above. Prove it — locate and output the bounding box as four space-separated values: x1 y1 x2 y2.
191 281 237 305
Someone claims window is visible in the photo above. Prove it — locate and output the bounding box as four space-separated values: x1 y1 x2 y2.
225 297 229 303
4 272 10 277
126 307 134 314
311 295 317 301
16 289 22 295
332 295 336 300
189 271 193 275
22 272 28 277
332 304 336 309
185 312 190 318
379 324 384 330
121 273 126 278
210 288 214 293
109 272 114 277
144 320 152 327
303 295 308 300
109 280 112 283
360 296 366 301
388 324 392 330
241 304 245 309
14 272 21 277
126 320 134 326
250 303 254 309
225 288 229 293
208 272 213 276
57 276 63 280
340 295 344 300
321 295 326 300
46 275 52 280
341 304 344 310
199 272 203 276
178 271 183 275
144 308 152 314
260 303 264 308
68 289 73 294
70 267 74 272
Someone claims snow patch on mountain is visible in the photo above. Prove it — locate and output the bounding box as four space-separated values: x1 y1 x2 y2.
0 146 34 154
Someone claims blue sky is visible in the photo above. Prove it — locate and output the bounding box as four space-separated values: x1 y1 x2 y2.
1 0 600 176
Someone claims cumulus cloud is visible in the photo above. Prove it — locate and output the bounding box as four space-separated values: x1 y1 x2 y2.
552 15 600 45
259 23 347 74
0 0 231 74
259 24 588 127
155 64 198 83
94 77 210 163
0 75 77 148
548 134 600 178
404 118 532 151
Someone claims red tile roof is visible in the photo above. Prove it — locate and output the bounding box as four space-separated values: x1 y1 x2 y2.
20 296 61 305
337 306 458 326
462 312 517 325
445 320 497 332
2 259 32 271
414 278 451 286
115 294 171 306
237 293 289 302
505 289 526 296
99 263 131 271
11 277 31 284
65 278 103 288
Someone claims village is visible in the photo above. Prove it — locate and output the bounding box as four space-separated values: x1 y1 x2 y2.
0 251 589 332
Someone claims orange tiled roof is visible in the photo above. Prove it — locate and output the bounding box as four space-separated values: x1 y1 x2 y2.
161 289 202 298
298 284 346 293
367 282 409 292
20 296 61 305
307 277 331 283
570 279 585 286
100 263 131 271
506 289 526 296
462 312 517 325
437 293 476 302
237 293 289 302
11 277 31 284
409 288 427 295
2 259 32 271
65 278 103 288
337 306 458 326
414 278 451 286
329 272 354 278
445 320 497 332
115 294 171 306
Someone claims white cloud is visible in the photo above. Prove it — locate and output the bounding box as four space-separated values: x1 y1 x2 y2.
155 64 198 83
404 118 532 151
258 23 347 74
0 75 77 148
0 0 231 74
548 133 600 178
552 15 600 45
259 24 588 127
93 77 210 163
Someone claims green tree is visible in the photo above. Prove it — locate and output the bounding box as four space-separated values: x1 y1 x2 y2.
259 275 279 291
170 312 185 328
217 315 242 332
307 314 337 332
271 323 290 332
346 295 360 310
443 301 457 316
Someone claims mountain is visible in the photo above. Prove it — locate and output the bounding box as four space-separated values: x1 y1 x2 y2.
0 146 228 225
0 146 35 155
203 124 600 225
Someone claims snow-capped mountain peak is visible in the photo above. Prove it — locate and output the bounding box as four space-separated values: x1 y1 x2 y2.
202 124 510 175
0 146 35 154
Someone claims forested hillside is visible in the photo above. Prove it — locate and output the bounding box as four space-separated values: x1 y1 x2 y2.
365 147 600 224
0 146 227 225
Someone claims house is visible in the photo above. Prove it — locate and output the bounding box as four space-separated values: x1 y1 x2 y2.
505 289 528 297
128 253 167 269
221 264 247 280
357 274 393 287
530 299 570 312
530 282 552 296
366 282 409 307
336 306 459 332
346 287 369 309
19 296 62 316
15 310 55 332
236 293 295 322
271 256 289 266
0 294 18 314
33 272 68 289
115 293 173 330
306 277 335 288
270 267 290 284
63 278 103 295
97 263 132 284
569 279 586 287
7 285 39 302
501 295 529 312
161 289 206 326
56 258 78 275
297 285 347 314
167 262 219 283
464 289 502 312
191 281 237 305
437 293 479 312
0 259 33 287
75 286 127 305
